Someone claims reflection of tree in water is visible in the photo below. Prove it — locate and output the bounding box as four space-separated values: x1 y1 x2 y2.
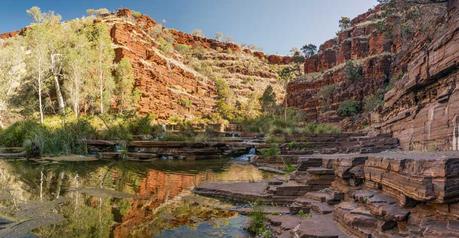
0 160 265 237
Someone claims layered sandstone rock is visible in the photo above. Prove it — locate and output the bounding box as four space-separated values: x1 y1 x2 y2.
377 2 459 151
102 9 290 120
364 151 459 203
287 6 393 128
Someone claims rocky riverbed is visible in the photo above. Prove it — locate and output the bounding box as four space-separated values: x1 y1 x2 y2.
194 151 459 237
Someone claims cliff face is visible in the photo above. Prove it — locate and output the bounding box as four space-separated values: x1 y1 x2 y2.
103 9 290 120
287 6 393 126
287 1 458 151
378 0 459 151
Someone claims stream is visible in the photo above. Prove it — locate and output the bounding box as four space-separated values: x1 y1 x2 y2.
0 157 270 238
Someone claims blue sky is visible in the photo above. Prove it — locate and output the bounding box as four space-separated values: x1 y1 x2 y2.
0 0 378 55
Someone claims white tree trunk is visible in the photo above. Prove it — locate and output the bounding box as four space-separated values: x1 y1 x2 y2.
38 56 44 124
98 43 104 114
51 54 65 114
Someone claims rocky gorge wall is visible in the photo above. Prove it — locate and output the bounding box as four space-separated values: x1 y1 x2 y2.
287 6 393 126
104 9 291 120
377 0 459 151
0 9 292 121
288 1 459 151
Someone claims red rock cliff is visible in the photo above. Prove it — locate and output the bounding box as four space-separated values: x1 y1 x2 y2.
377 0 459 151
104 9 291 120
287 5 392 126
287 1 458 151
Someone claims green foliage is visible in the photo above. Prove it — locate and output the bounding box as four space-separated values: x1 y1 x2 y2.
339 17 351 32
278 66 295 83
344 61 363 82
175 44 192 55
248 203 272 238
290 48 305 64
114 59 138 112
364 90 385 112
301 44 317 58
0 120 46 147
0 118 95 155
179 98 193 108
260 145 280 157
284 163 296 173
338 100 362 117
297 209 311 218
318 84 336 110
158 37 174 54
259 85 277 115
131 10 142 17
127 115 160 135
214 78 236 120
318 85 336 100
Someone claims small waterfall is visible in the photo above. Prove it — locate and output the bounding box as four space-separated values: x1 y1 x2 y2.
234 147 256 162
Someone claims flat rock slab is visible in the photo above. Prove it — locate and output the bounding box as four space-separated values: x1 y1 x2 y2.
257 166 286 174
194 182 270 203
269 214 348 238
365 151 459 203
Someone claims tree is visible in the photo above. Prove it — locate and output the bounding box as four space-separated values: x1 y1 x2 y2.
0 37 27 127
215 32 224 41
114 59 138 112
290 48 305 74
259 85 277 115
63 21 92 117
278 66 296 122
344 61 363 82
86 8 110 17
85 23 115 114
339 17 351 32
301 44 317 58
25 6 62 123
191 29 205 37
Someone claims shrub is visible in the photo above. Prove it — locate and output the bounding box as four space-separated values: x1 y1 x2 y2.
0 120 46 147
179 98 193 108
175 44 191 55
260 145 280 157
131 10 142 17
127 115 160 135
364 91 384 112
248 203 272 238
339 17 351 32
337 100 362 117
344 61 363 82
318 85 336 100
158 37 173 54
0 119 96 156
284 163 296 173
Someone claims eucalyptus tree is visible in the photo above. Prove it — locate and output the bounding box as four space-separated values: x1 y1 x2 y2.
63 20 93 117
0 37 27 127
25 7 63 123
114 59 138 113
278 66 296 122
85 23 115 114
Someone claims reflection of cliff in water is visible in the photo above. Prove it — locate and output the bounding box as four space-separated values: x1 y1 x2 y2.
0 160 265 238
113 163 265 237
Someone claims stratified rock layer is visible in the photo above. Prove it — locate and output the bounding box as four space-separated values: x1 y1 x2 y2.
378 2 459 151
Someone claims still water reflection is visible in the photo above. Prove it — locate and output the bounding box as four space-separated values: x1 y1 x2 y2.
0 159 269 238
